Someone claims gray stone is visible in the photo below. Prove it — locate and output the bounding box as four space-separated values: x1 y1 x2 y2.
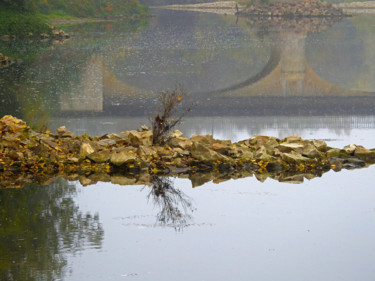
278 142 304 153
80 143 95 158
110 149 137 166
168 130 184 138
168 137 192 150
255 146 276 162
343 144 357 154
128 130 153 147
57 126 66 135
139 146 157 157
62 131 75 138
282 151 310 163
97 139 116 147
190 134 214 145
191 142 232 163
326 148 349 158
88 150 111 163
137 124 149 132
313 140 328 152
284 136 302 143
354 146 375 162
246 135 279 149
301 142 321 158
211 143 231 155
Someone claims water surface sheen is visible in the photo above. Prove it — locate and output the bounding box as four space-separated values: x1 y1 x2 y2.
1 9 375 281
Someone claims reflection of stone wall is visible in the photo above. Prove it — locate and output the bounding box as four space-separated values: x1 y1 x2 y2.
213 28 372 97
50 115 375 138
243 16 342 33
60 56 104 111
241 0 345 17
280 32 306 96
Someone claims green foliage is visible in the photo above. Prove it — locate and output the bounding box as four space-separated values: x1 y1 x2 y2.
34 0 148 18
43 9 75 20
0 6 51 37
0 0 35 11
0 0 147 36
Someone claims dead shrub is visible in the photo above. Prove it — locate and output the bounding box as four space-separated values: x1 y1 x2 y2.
150 85 192 145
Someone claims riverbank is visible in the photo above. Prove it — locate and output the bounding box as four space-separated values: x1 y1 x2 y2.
239 0 347 17
0 1 147 39
1 115 374 188
335 1 375 14
0 7 70 40
157 0 374 16
155 1 243 15
47 13 147 26
0 7 51 38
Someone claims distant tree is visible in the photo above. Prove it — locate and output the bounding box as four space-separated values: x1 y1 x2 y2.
0 0 35 11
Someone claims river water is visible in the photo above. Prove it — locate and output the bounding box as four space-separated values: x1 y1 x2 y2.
1 8 375 281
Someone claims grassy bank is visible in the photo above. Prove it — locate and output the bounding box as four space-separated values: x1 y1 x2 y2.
0 6 51 37
36 0 148 19
0 0 148 37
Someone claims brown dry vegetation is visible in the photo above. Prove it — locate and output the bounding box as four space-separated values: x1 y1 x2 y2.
150 85 192 145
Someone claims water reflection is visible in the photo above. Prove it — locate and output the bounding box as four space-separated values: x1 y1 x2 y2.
55 15 375 117
0 178 104 281
1 11 375 280
146 176 194 230
0 19 148 128
1 12 375 126
211 17 354 97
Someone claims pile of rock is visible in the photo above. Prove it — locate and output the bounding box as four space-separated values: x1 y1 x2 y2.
0 53 14 68
239 0 346 18
0 28 69 41
41 28 70 39
51 28 70 39
243 15 342 33
335 1 375 9
1 115 374 188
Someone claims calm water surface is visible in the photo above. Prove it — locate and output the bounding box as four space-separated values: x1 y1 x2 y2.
1 8 375 281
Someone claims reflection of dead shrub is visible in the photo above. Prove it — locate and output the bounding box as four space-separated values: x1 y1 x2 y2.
150 85 192 145
147 176 193 230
